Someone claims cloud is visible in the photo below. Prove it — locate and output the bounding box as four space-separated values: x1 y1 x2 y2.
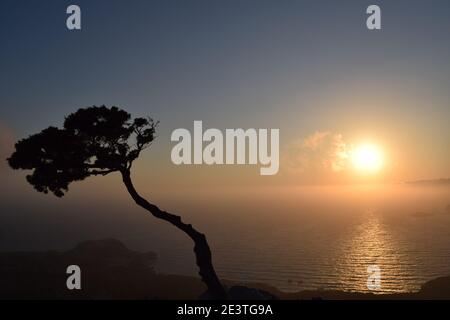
285 131 350 176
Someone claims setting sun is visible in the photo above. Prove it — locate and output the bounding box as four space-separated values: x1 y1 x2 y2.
351 144 384 174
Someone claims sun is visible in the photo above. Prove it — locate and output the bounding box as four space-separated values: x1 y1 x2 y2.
351 143 383 174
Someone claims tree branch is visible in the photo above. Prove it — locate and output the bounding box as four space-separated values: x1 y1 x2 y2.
89 169 116 176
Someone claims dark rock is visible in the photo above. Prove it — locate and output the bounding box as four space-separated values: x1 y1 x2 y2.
418 276 450 299
228 285 279 300
199 285 278 300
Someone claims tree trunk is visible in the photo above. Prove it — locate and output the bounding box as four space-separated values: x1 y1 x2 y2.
120 169 228 299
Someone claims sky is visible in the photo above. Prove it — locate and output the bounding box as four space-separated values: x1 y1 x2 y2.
1 2 450 290
1 0 449 192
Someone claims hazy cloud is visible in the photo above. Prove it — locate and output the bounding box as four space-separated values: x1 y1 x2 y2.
285 131 350 176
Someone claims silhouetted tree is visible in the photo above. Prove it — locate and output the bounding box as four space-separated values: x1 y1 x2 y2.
7 106 227 299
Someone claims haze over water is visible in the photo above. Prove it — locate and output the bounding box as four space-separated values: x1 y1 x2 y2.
151 184 450 293
1 164 449 294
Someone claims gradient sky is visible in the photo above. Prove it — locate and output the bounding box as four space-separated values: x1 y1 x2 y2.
0 0 449 257
1 0 449 188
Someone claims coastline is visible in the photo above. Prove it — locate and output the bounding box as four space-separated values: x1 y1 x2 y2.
1 239 449 300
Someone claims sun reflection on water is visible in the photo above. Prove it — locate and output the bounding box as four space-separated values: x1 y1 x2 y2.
334 210 418 293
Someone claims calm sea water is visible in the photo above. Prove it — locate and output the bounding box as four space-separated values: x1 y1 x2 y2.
150 185 450 293
1 181 449 294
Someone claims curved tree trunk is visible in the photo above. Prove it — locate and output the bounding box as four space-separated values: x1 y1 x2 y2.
120 169 228 299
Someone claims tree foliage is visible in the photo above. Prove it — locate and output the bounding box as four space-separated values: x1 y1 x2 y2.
8 106 158 197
